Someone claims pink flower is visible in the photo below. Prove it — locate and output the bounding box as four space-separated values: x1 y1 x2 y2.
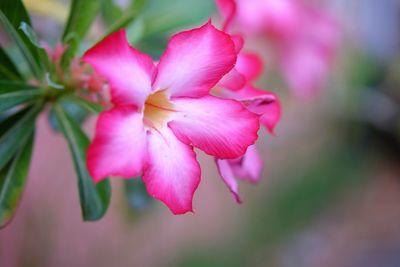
43 42 68 64
216 144 262 203
216 0 340 98
215 85 281 202
82 22 260 214
213 32 281 202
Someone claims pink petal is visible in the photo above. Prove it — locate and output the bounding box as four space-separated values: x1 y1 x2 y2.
239 86 281 134
236 52 263 82
218 68 246 91
229 144 263 183
87 106 147 182
216 0 237 31
216 159 241 203
231 34 244 53
153 21 237 98
143 127 201 215
168 95 260 159
82 29 155 108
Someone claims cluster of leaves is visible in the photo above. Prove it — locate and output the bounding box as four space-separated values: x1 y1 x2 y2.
0 0 214 228
0 0 110 228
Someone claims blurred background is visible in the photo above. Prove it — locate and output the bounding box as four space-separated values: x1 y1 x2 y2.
1 0 400 266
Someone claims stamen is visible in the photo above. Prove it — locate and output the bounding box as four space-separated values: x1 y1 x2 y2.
143 91 175 129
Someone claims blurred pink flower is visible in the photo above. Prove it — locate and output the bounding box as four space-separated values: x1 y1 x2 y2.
82 22 260 214
215 85 280 202
43 42 68 65
216 144 263 203
41 42 109 105
213 32 281 202
217 0 341 98
69 59 110 104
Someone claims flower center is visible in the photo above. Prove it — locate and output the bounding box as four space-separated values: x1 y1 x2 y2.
143 90 175 130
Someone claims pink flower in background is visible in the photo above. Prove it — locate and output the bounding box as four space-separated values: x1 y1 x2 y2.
213 32 281 202
82 22 260 214
42 42 109 105
43 42 68 65
216 85 280 202
216 0 341 98
216 144 262 203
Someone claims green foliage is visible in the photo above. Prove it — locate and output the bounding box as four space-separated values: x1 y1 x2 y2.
100 0 124 27
99 0 146 40
0 80 44 113
18 22 51 70
0 103 41 170
0 0 46 80
0 100 40 228
65 95 104 114
53 103 111 221
61 0 100 67
128 0 214 58
140 0 215 37
0 47 22 81
0 0 114 226
0 134 34 228
48 97 88 132
47 95 104 132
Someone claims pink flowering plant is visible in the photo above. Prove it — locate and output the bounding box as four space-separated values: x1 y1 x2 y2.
217 0 341 99
0 0 344 227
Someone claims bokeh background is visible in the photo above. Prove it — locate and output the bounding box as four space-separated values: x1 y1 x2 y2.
1 0 400 266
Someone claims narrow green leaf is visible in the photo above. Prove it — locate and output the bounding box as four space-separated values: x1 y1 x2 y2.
48 97 88 132
45 73 64 90
100 8 140 40
0 107 31 135
0 103 41 170
100 0 123 26
18 22 51 70
0 80 43 113
18 22 41 47
0 134 34 228
61 0 100 66
65 95 104 114
53 103 111 221
0 47 22 80
100 0 148 41
140 0 214 37
0 1 45 79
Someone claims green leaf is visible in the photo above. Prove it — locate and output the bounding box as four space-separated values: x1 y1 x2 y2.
53 103 111 221
0 134 34 228
140 0 214 37
0 107 31 135
61 0 100 66
0 1 45 79
18 22 41 47
48 97 88 132
0 103 41 170
100 0 147 41
0 47 22 80
45 73 64 90
65 95 104 114
18 22 51 70
100 0 123 26
0 80 43 113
